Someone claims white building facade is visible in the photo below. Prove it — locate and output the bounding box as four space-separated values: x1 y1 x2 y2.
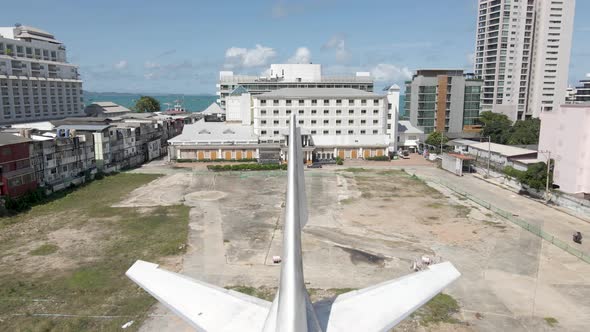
474 0 575 120
252 88 390 160
217 64 374 109
0 25 83 124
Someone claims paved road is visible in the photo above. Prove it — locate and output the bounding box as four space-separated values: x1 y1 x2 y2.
407 166 590 258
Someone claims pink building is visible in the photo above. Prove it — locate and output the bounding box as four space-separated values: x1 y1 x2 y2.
539 104 590 195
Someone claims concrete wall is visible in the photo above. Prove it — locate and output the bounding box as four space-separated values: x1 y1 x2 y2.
539 104 590 194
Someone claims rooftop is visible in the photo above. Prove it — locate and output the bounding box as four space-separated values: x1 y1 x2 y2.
469 142 537 157
256 88 380 99
0 132 31 146
169 120 257 145
398 120 424 134
55 124 112 132
201 103 225 115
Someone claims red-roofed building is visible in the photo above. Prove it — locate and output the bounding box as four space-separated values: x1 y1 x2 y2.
0 133 37 197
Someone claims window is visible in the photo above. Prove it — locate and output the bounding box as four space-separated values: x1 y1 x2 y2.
273 120 279 124
311 130 317 134
361 110 367 114
373 99 379 106
261 100 266 105
373 120 378 124
324 110 329 114
360 130 366 134
348 130 354 134
348 119 354 124
311 120 317 124
298 110 304 114
323 130 329 134
273 100 279 105
373 130 378 134
336 120 341 124
273 130 279 135
361 120 366 124
349 99 354 105
374 110 379 114
311 99 317 105
323 99 329 105
298 120 304 124
298 100 304 105
286 99 292 105
336 110 342 114
336 99 342 105
361 100 367 105
323 120 329 124
261 120 267 125
336 130 341 135
286 110 291 114
348 110 354 114
311 110 317 114
273 110 279 115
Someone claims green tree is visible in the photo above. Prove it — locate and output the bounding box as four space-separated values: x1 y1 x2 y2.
480 111 512 144
507 118 540 145
425 131 449 151
134 96 161 113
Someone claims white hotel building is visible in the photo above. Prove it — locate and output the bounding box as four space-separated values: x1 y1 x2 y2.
0 25 83 124
252 88 390 160
474 0 575 120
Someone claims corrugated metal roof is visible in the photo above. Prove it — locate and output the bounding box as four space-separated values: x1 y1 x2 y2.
200 103 225 115
469 142 537 157
0 132 31 146
56 124 111 131
398 120 423 134
169 120 257 144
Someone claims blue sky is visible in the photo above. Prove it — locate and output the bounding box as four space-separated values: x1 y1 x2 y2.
1 0 589 94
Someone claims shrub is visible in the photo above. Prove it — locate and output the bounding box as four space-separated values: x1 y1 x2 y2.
177 158 257 163
335 157 344 165
365 156 390 161
207 163 287 172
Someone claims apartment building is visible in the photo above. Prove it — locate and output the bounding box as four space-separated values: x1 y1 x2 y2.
474 0 575 120
404 69 483 135
565 79 590 104
0 133 36 197
29 130 96 193
217 64 373 109
0 25 83 124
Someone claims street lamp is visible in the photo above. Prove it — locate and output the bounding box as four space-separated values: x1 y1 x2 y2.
539 150 552 201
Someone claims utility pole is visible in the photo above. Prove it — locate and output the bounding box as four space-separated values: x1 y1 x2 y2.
440 131 444 155
487 136 491 178
543 150 551 201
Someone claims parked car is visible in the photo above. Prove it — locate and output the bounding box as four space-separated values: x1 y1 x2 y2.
307 164 322 168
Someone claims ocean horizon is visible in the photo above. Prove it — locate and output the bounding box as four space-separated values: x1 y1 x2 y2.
83 92 217 113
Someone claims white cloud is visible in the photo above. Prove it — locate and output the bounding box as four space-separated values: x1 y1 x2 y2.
114 60 128 70
224 44 276 69
288 47 311 64
144 61 160 69
370 63 412 82
586 73 590 78
322 34 350 62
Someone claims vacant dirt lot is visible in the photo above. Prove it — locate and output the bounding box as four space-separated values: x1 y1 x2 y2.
119 165 590 332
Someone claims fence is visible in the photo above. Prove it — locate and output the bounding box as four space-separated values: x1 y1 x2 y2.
436 179 590 264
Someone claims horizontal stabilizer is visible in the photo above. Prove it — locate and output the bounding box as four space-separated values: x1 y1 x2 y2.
319 262 461 332
126 260 271 332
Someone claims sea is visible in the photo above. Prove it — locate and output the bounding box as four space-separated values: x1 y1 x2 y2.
83 92 218 113
83 92 406 116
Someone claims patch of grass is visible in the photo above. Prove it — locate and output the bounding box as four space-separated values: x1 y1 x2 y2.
225 285 276 302
29 243 59 256
417 293 461 326
451 204 471 218
340 198 355 205
0 173 190 331
327 287 357 296
544 317 558 327
427 202 444 209
342 168 369 173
